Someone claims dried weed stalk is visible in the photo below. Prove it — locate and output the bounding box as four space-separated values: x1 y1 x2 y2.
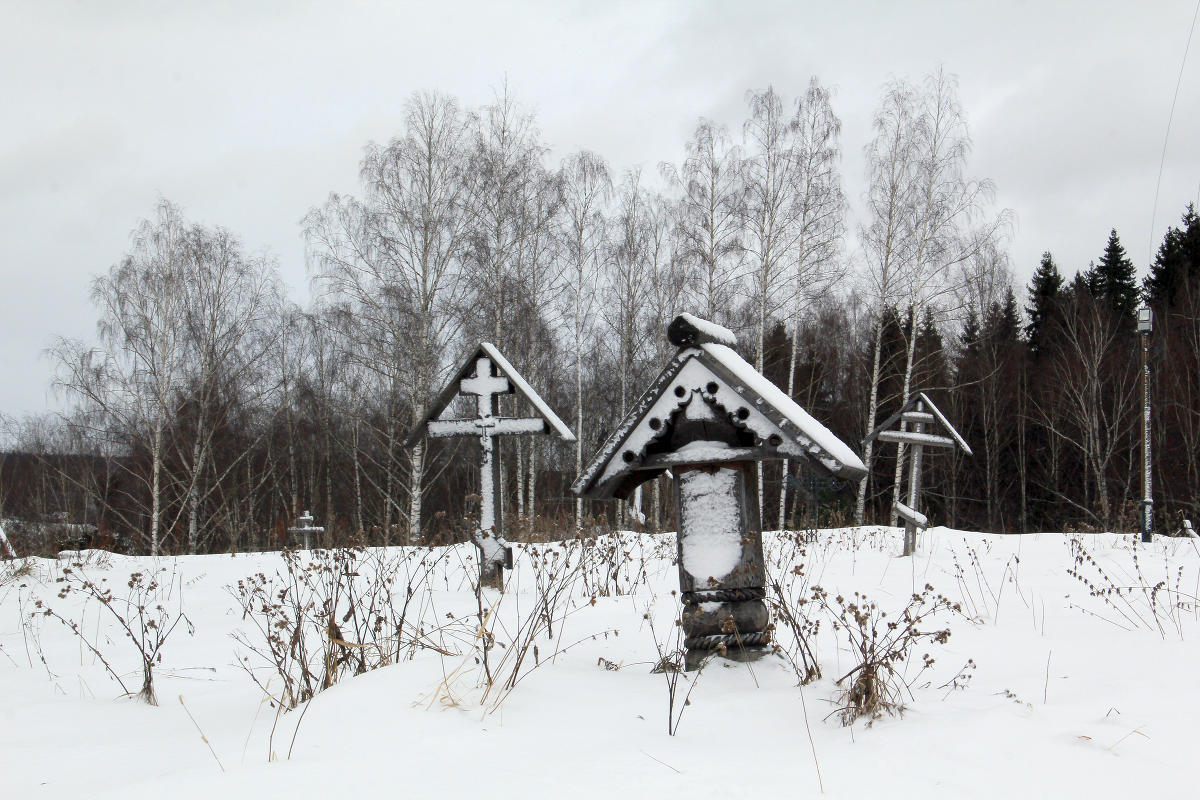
1065 534 1198 638
813 583 959 726
231 545 464 709
764 531 821 684
30 558 191 704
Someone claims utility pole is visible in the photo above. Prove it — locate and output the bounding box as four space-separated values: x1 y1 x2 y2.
1138 306 1154 543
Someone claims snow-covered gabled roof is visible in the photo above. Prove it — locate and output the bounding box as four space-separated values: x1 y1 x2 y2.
573 336 866 500
862 391 971 456
700 343 865 470
404 342 575 447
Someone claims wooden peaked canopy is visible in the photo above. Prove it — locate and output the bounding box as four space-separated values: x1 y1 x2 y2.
404 342 575 448
574 317 865 501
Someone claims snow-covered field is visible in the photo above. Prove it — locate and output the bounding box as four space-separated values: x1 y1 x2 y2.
2 527 1197 799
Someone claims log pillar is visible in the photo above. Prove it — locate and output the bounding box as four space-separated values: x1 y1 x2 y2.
675 463 768 667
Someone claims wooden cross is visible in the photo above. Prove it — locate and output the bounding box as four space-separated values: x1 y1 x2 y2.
863 392 971 557
892 401 934 556
427 355 546 587
287 510 325 550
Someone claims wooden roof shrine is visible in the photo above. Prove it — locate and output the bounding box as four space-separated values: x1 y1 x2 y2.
573 313 866 502
574 313 864 665
863 391 971 555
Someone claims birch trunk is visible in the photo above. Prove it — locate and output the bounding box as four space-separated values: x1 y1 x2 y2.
755 310 766 529
352 417 364 536
527 442 537 536
408 440 424 545
515 437 525 526
779 318 802 529
575 323 584 533
187 435 204 554
854 323 887 525
888 305 919 526
150 420 163 556
383 417 395 547
246 456 256 552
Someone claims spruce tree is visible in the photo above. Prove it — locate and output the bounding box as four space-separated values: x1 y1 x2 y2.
988 286 1022 344
1145 204 1200 306
1069 269 1093 301
914 306 949 393
958 307 981 366
1025 252 1063 357
1091 229 1139 321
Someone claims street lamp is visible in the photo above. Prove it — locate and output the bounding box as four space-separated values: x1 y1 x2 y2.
1137 306 1153 543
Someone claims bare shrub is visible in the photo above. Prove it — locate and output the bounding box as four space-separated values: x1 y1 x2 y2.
478 541 618 710
765 530 821 684
422 535 620 713
645 592 709 736
230 545 463 709
813 583 959 726
30 558 191 704
577 530 670 598
1065 534 1197 638
948 542 1026 624
1 557 37 587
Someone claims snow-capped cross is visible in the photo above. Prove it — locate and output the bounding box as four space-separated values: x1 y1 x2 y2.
459 357 511 418
413 345 574 589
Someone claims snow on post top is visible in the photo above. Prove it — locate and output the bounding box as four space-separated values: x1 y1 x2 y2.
668 313 737 348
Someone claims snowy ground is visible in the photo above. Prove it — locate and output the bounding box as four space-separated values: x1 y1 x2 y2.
2 527 1197 799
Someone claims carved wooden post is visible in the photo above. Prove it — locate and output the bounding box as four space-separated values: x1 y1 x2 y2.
574 314 865 667
668 393 769 665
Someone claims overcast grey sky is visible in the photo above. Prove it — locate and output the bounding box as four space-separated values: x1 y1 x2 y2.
3 0 1198 418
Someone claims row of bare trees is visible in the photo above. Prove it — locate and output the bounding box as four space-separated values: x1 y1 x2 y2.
2 70 1196 556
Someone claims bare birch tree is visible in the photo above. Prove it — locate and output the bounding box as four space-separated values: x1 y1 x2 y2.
1034 292 1140 527
662 120 745 324
508 163 564 526
742 86 801 527
174 225 284 553
606 168 654 417
855 80 920 524
638 191 687 530
467 85 546 352
53 200 191 555
855 69 1006 527
306 90 475 542
886 69 1007 525
560 150 611 531
772 79 846 529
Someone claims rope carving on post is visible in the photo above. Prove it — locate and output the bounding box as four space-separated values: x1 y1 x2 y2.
405 343 575 590
573 313 866 666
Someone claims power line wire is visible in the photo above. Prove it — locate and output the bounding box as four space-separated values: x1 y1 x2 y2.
1149 0 1200 268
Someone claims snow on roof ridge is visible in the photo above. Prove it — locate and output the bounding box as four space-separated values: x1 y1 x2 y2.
675 313 737 346
700 342 865 473
480 342 576 442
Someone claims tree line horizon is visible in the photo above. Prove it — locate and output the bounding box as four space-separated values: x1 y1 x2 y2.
2 69 1198 556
